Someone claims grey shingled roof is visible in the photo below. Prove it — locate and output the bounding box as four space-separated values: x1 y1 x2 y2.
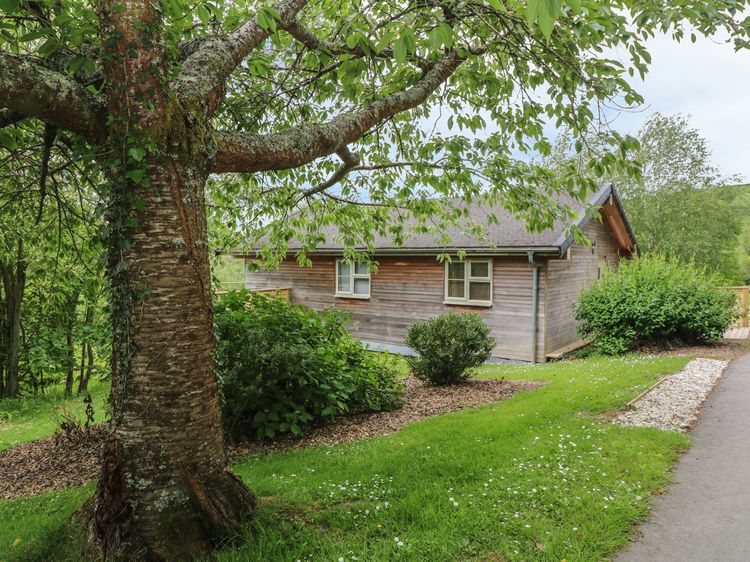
252 183 635 257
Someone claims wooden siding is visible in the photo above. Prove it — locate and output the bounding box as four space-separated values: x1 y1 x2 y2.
245 256 546 362
543 218 622 354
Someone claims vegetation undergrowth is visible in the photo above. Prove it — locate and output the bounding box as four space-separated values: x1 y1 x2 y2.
0 380 109 452
0 354 690 561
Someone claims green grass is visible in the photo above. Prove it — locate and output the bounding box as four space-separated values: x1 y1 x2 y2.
0 380 110 452
0 354 691 561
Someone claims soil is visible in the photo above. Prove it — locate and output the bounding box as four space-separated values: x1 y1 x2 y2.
0 377 542 500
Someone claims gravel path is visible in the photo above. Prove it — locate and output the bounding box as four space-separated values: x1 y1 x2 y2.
615 358 728 432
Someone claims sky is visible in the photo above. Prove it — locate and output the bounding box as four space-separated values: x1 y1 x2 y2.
609 33 750 182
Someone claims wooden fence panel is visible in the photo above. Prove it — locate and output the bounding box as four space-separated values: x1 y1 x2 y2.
720 286 749 327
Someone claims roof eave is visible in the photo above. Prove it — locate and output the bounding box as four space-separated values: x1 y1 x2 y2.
232 245 564 258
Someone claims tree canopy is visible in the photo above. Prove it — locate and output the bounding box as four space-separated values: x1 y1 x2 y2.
2 0 750 558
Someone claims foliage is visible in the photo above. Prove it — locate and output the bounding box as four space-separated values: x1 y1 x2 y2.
575 255 736 354
214 291 403 440
720 183 750 284
0 354 693 562
548 114 743 280
617 114 743 281
405 311 495 385
0 122 109 399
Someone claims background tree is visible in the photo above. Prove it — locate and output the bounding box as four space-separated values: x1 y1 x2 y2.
617 113 742 280
548 113 743 280
1 0 749 558
0 120 107 398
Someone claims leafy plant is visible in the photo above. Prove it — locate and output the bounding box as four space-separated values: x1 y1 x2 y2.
405 311 495 385
575 255 736 354
214 291 403 440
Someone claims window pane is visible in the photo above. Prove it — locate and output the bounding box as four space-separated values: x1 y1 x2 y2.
448 280 465 299
469 281 491 302
354 262 369 275
337 262 351 292
470 261 489 278
353 278 370 295
448 262 465 280
337 275 351 293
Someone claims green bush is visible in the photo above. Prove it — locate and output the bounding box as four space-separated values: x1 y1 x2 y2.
405 311 495 385
575 255 737 355
213 291 403 440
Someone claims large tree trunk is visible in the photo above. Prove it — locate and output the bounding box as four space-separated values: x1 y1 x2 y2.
92 152 255 560
0 239 26 399
86 0 255 556
90 45 255 550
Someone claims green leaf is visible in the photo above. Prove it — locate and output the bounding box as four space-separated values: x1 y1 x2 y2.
525 0 540 28
0 0 20 14
0 129 17 150
394 36 407 63
128 147 147 162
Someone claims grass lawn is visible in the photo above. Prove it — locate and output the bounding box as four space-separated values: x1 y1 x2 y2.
0 380 110 453
0 354 691 561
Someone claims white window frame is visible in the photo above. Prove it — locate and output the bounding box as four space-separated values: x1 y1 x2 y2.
443 258 493 307
335 259 371 299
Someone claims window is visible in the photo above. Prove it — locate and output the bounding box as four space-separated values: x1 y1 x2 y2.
444 259 493 306
336 260 370 298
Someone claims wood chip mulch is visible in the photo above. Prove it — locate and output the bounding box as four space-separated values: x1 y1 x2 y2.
227 377 544 459
0 425 107 500
638 339 750 361
0 377 542 500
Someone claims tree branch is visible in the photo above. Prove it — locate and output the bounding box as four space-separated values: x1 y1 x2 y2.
0 109 25 129
174 0 309 113
283 20 430 70
212 51 464 173
300 147 360 198
0 53 106 142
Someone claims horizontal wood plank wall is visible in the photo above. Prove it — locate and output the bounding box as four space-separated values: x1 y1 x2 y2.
244 255 546 362
544 219 622 354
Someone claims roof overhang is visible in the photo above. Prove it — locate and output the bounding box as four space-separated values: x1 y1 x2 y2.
556 183 637 257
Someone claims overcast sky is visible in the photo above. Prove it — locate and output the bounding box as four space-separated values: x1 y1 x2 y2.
610 33 750 182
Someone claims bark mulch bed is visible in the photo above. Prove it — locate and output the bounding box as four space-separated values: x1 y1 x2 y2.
0 377 542 500
0 425 107 500
228 377 544 459
638 339 750 361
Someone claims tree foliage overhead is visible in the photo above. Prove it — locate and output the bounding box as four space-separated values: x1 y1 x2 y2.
2 0 750 557
5 0 749 264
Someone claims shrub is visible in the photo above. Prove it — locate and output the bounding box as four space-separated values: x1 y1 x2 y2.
575 255 736 355
405 311 495 385
214 291 403 440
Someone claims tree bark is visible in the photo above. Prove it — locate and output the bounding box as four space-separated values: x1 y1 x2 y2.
0 239 26 399
64 289 80 398
93 148 255 560
77 305 94 395
77 341 94 395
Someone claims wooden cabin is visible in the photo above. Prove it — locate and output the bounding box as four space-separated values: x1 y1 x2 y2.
238 183 636 363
